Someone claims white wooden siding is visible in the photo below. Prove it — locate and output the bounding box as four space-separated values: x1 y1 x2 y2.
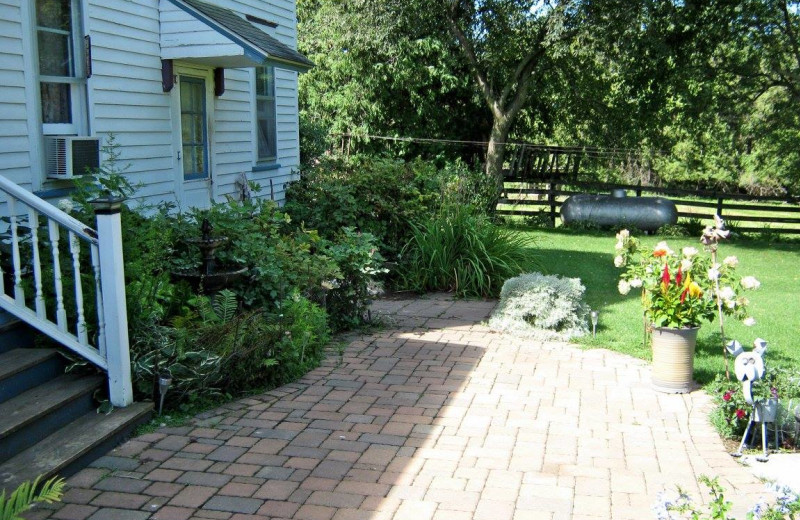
0 0 302 208
0 0 34 188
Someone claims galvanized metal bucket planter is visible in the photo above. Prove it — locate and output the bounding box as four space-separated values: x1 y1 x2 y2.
651 326 700 393
754 398 779 423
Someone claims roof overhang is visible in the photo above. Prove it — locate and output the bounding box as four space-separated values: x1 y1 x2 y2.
160 0 314 72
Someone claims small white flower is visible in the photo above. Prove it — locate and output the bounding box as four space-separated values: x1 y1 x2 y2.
630 278 642 288
723 256 739 267
707 267 720 281
615 240 624 251
726 300 737 309
616 229 630 240
741 276 761 290
57 198 74 213
614 255 625 268
718 286 735 301
743 317 756 327
682 246 698 257
618 280 631 295
680 258 693 271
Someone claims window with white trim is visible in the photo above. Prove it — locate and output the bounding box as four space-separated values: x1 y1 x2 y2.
255 66 276 162
36 0 87 135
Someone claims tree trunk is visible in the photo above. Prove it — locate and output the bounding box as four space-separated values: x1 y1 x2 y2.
485 115 512 189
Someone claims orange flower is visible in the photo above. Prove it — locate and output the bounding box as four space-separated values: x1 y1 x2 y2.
653 241 672 257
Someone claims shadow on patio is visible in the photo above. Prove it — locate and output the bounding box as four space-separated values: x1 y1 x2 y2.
34 294 766 520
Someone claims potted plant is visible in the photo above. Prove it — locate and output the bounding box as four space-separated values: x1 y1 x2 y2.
613 218 760 393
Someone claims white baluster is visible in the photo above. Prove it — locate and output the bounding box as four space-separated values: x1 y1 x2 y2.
27 208 46 319
48 220 68 332
69 231 88 345
8 198 25 306
90 244 106 357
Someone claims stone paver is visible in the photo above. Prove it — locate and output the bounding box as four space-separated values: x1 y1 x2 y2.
30 294 770 520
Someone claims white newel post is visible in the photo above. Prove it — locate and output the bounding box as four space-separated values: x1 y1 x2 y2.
91 197 133 407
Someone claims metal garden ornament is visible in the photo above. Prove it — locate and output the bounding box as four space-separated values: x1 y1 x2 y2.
729 338 776 461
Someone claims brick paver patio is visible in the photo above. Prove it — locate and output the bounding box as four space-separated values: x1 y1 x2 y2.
28 294 766 520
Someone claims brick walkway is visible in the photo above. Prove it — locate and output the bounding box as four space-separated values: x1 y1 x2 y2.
29 294 765 520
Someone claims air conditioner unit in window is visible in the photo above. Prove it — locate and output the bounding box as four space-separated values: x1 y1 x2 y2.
45 136 101 179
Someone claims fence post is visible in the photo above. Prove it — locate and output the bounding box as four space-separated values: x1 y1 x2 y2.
91 196 133 407
636 180 642 197
716 196 724 218
548 179 557 227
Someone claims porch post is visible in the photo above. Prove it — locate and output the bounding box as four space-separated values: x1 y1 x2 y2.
91 196 133 407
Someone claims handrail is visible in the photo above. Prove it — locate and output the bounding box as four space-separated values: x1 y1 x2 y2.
0 175 132 406
0 176 97 242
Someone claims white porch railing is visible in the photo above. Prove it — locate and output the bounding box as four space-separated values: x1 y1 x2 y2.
0 175 132 406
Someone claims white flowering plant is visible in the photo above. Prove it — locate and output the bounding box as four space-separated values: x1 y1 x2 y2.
653 476 800 520
614 220 759 329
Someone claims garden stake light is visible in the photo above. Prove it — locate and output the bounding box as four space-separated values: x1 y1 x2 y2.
158 372 172 415
590 310 598 337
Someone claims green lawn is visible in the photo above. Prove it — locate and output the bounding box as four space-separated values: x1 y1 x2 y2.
522 228 800 384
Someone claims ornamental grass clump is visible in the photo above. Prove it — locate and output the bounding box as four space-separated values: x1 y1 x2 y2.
488 272 589 341
613 218 759 330
398 205 534 297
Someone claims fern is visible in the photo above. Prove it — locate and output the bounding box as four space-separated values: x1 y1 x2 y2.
0 476 65 520
192 290 238 325
212 290 238 323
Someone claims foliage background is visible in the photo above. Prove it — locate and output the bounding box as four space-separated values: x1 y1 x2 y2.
297 0 800 193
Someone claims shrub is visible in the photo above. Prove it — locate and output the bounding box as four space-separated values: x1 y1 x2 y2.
397 206 535 297
50 173 383 410
284 154 498 258
131 290 330 406
284 155 435 258
169 198 340 311
488 272 590 341
321 228 387 331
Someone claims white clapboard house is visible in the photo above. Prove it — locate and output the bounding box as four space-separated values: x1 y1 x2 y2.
0 0 312 490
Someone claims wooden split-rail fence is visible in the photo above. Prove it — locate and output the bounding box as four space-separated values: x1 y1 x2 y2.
500 144 800 234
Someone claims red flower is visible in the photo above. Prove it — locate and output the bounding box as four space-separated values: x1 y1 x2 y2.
735 409 746 419
660 264 670 292
723 391 732 402
675 266 683 286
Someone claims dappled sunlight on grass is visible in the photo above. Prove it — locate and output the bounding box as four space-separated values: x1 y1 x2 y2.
519 227 800 382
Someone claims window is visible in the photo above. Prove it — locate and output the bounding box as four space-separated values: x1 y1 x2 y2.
180 77 208 179
255 66 276 162
36 0 86 135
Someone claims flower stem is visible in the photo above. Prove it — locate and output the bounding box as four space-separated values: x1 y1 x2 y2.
712 248 729 380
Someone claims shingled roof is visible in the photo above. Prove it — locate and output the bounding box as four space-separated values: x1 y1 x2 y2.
171 0 313 71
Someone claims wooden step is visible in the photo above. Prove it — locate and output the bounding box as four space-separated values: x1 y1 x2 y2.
0 314 34 355
0 374 103 463
0 349 64 404
0 402 153 494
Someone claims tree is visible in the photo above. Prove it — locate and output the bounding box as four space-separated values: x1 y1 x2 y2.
297 0 488 162
445 0 582 181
